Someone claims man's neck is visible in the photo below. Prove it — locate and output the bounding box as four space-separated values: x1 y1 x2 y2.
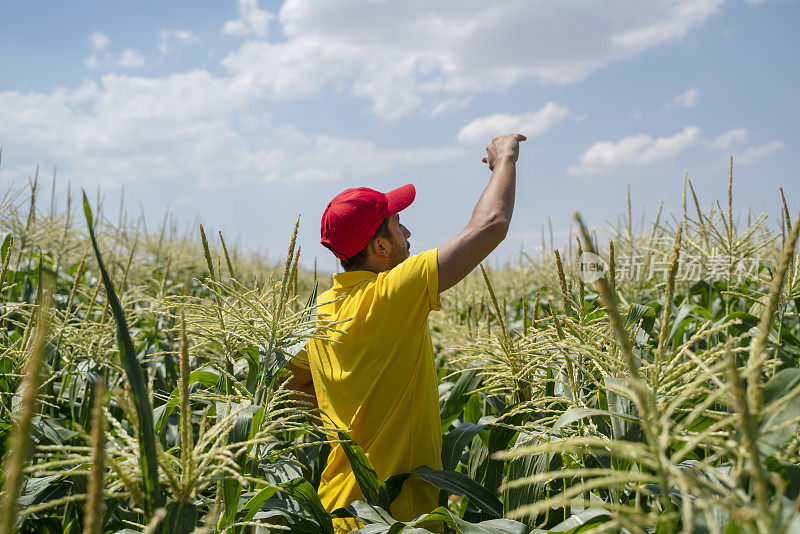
345 257 391 274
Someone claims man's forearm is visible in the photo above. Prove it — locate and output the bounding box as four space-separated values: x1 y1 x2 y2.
437 134 524 292
469 155 516 232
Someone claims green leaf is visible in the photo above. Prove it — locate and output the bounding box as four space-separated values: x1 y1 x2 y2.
217 402 261 528
250 493 321 532
403 506 529 534
766 457 800 499
279 477 335 534
667 304 706 349
442 423 488 471
553 406 641 439
441 369 482 432
725 518 745 533
152 404 175 435
31 417 78 446
154 369 221 434
504 436 559 526
758 368 800 456
17 475 66 507
467 518 529 534
463 394 483 425
240 486 278 522
337 430 391 510
604 377 643 443
163 370 221 409
723 312 800 348
626 303 654 329
723 311 759 335
162 501 198 534
385 473 410 505
467 434 488 483
344 500 395 526
221 478 242 529
349 523 392 533
406 465 502 518
82 191 164 517
0 234 12 264
479 411 524 504
549 508 611 532
761 368 800 406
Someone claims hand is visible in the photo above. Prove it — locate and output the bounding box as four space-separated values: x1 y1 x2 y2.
481 133 526 171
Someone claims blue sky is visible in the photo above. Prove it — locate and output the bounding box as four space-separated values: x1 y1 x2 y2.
1 0 798 273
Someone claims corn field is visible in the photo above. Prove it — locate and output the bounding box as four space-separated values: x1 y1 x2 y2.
0 163 799 534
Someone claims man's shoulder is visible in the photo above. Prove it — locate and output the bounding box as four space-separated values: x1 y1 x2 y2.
379 249 438 279
316 287 337 306
375 248 442 311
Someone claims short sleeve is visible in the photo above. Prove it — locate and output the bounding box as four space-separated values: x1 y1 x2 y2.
288 345 311 370
377 248 442 312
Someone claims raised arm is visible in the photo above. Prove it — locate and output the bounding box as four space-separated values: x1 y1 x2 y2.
438 133 525 292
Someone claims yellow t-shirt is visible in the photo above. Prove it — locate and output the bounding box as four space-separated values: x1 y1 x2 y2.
292 248 443 533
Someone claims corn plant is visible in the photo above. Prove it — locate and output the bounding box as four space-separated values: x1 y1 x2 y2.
0 160 798 533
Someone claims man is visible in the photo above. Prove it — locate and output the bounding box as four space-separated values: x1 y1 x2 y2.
287 133 525 532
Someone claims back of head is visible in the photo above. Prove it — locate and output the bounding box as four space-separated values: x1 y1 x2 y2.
320 183 415 267
339 217 392 271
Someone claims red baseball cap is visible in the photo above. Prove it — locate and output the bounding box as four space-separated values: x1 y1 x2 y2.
321 184 416 260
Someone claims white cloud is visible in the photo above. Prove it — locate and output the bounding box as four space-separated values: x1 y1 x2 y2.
0 72 276 186
0 2 736 189
90 32 110 51
118 50 146 68
428 96 473 117
86 32 111 70
0 71 460 188
708 128 782 164
456 103 570 144
738 140 784 165
222 38 347 100
569 126 700 175
277 136 462 184
711 128 748 151
612 2 721 49
84 55 101 70
219 0 724 118
668 86 699 108
158 30 199 55
223 0 274 39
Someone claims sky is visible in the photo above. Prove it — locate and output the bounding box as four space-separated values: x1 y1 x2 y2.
1 0 798 273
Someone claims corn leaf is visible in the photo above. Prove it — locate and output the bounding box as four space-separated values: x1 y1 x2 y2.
82 191 164 517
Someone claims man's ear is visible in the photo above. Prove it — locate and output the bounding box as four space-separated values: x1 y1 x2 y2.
372 236 390 258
